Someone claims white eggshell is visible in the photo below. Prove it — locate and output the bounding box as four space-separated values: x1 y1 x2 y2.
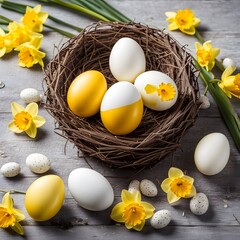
199 95 210 109
151 210 171 229
68 168 114 211
134 71 178 111
194 133 230 175
109 37 146 82
190 193 209 215
140 179 158 197
26 153 51 174
1 162 21 177
128 180 140 193
20 88 42 104
222 58 235 69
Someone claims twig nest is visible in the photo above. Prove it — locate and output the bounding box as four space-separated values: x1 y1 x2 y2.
44 22 200 168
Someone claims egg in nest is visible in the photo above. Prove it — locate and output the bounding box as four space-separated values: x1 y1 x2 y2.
100 81 143 135
134 70 178 111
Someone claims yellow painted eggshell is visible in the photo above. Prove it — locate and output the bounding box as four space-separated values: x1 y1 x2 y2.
25 175 65 221
67 70 107 117
100 82 143 135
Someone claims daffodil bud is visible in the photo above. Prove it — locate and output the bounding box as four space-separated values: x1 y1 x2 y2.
199 95 210 109
223 58 235 69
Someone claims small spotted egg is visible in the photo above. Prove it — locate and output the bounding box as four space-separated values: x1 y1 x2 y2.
128 180 140 193
150 210 171 229
20 88 42 104
140 179 158 197
26 153 51 174
190 193 209 215
1 162 21 177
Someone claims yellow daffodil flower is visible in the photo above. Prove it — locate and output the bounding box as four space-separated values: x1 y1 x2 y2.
195 40 220 71
0 28 13 57
110 190 155 231
165 8 200 35
217 66 240 99
15 36 46 68
161 167 196 204
8 102 46 138
0 192 25 235
21 5 48 32
145 83 176 101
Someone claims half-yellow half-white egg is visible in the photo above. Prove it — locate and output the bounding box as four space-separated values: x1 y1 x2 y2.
100 82 143 135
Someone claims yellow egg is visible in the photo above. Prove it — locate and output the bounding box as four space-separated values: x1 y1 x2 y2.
67 70 107 117
100 82 143 135
25 175 65 222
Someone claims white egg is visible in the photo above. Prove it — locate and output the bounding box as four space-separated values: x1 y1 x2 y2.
194 133 230 175
222 58 235 69
190 193 209 215
199 95 210 109
20 88 42 104
140 179 158 197
1 162 21 177
128 180 140 193
109 37 146 83
134 71 178 111
68 168 114 211
26 153 51 174
150 210 171 229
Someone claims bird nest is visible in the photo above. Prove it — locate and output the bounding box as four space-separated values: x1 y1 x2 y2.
44 22 200 169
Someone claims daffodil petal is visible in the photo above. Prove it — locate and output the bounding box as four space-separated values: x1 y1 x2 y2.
125 223 133 229
39 12 48 22
34 5 42 13
161 178 172 193
133 220 145 231
212 48 220 58
195 42 202 51
0 48 6 58
222 66 236 80
2 192 13 209
25 124 37 138
8 121 23 133
110 202 125 222
33 115 46 128
182 175 194 185
11 102 24 116
122 190 141 204
169 167 184 179
141 202 155 219
11 222 24 235
185 185 197 198
26 103 38 116
165 11 176 18
167 190 180 204
12 208 25 222
168 22 179 31
194 17 201 26
181 26 195 35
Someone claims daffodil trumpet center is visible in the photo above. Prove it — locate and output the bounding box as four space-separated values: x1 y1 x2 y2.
176 9 194 29
0 207 16 228
123 203 146 227
14 111 33 130
170 178 192 197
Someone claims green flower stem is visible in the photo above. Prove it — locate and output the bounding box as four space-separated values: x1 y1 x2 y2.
0 189 26 194
195 29 225 72
44 23 75 37
194 58 240 151
42 0 110 22
0 0 82 32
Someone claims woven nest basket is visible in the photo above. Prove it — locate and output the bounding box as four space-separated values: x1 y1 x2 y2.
44 22 200 169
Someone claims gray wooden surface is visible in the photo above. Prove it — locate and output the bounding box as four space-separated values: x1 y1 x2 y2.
1 0 240 239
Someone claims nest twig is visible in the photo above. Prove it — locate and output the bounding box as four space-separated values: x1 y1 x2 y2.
44 22 200 168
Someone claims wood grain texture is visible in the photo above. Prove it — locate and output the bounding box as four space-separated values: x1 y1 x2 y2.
0 0 240 239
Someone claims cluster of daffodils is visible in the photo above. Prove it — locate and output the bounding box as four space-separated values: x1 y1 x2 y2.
110 167 201 232
0 5 48 68
165 8 240 150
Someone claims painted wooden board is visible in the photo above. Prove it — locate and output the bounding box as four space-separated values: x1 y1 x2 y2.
0 0 240 239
